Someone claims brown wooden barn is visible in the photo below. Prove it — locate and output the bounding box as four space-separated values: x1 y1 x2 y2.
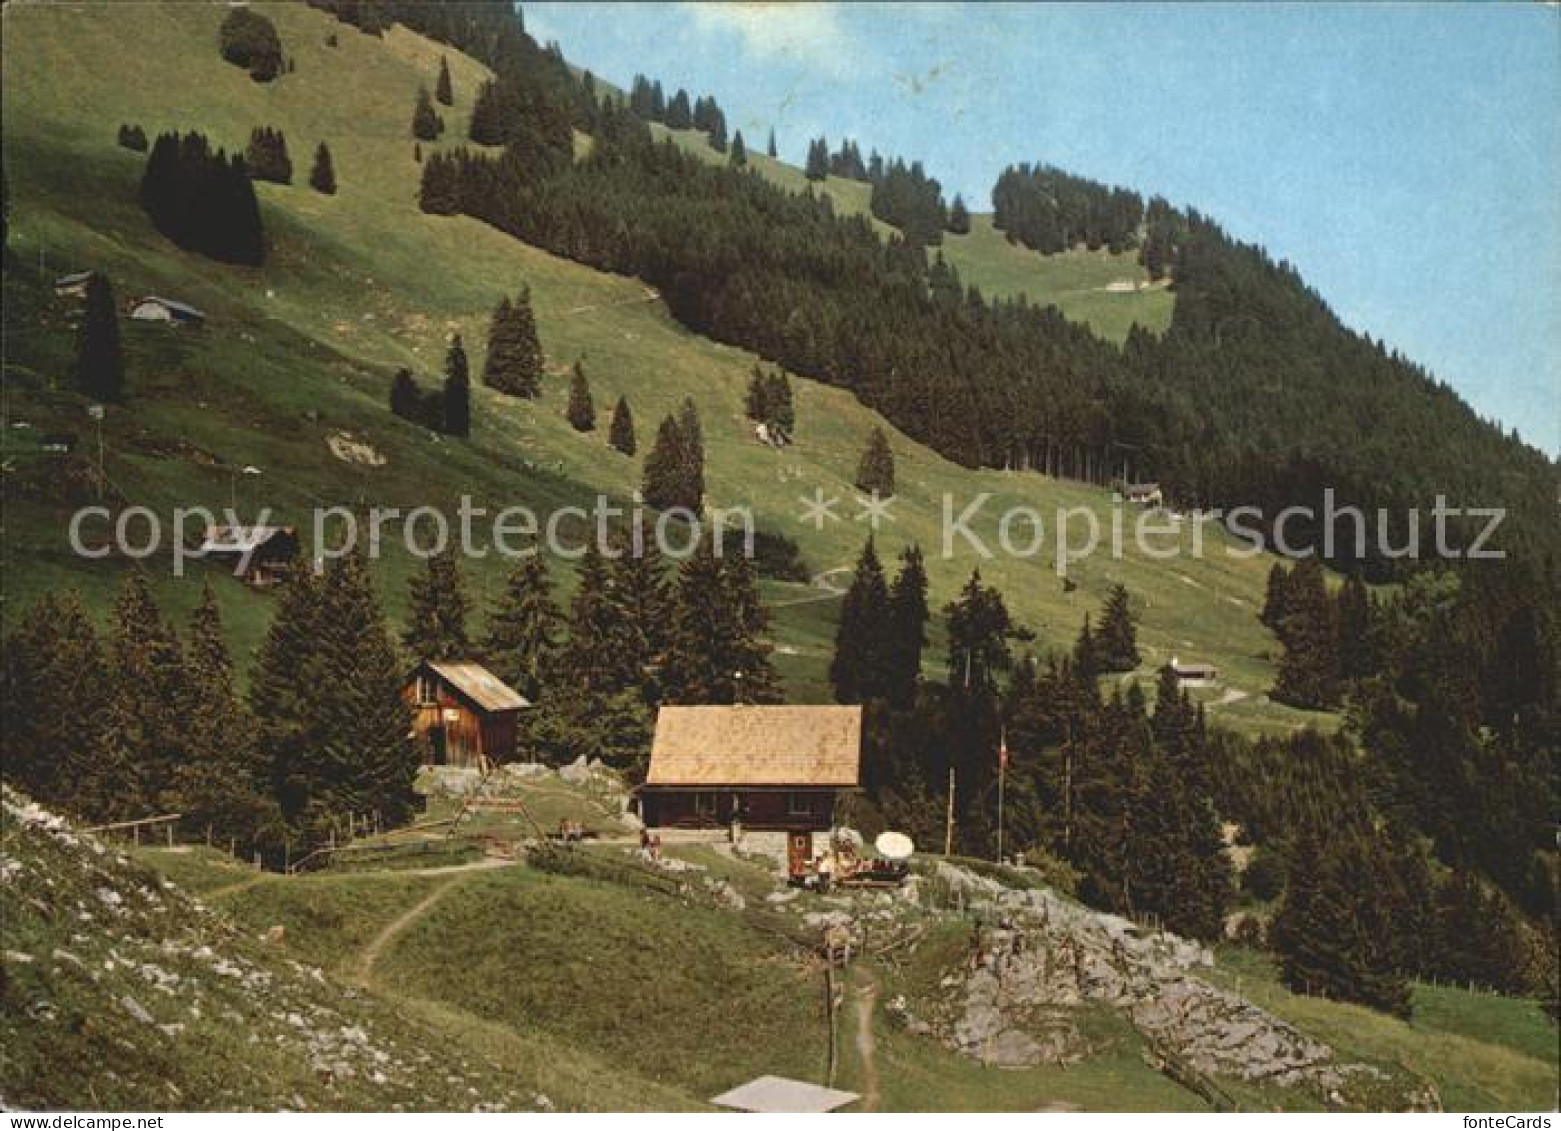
404 660 529 769
638 705 863 843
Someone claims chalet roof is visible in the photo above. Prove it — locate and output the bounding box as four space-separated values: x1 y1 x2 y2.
646 705 862 788
54 271 94 287
134 295 205 319
1125 481 1161 494
1170 656 1217 676
198 525 295 554
423 660 530 713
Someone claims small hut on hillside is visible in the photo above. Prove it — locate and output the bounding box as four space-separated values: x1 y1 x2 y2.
1169 656 1219 687
404 660 529 769
129 296 206 326
197 524 299 586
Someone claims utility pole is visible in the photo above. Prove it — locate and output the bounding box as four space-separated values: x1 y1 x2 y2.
996 728 1008 864
943 761 956 857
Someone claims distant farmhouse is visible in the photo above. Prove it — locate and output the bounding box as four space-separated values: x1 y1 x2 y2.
1169 656 1218 687
53 271 95 300
196 524 299 586
129 296 206 326
639 704 863 874
404 660 529 769
1118 481 1163 507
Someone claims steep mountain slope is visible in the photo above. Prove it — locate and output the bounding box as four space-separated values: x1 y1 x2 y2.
1 0 1306 731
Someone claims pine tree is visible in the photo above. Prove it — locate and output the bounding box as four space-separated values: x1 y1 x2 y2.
483 556 563 701
677 397 705 511
555 545 640 700
666 89 692 129
885 544 929 709
413 86 444 142
245 126 292 184
390 367 421 421
805 137 829 181
442 333 471 438
174 582 278 848
642 414 687 512
1273 556 1340 709
829 537 893 703
309 142 336 194
766 128 778 159
608 395 636 455
855 426 895 496
105 571 190 815
1335 573 1374 683
0 592 114 817
219 7 284 82
948 193 971 235
74 273 125 402
482 289 545 398
729 129 747 167
1096 584 1141 673
404 549 470 660
610 534 671 701
662 539 779 704
1072 614 1099 685
1260 562 1290 630
565 361 595 431
945 569 1012 696
435 55 454 105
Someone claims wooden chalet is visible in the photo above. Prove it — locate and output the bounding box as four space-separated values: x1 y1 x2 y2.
638 705 863 837
53 271 95 300
197 524 300 586
405 660 529 769
1119 481 1164 507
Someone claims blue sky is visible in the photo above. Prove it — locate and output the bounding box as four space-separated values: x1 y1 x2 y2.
526 2 1560 455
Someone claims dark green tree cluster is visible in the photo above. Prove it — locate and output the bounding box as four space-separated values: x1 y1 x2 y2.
219 7 284 82
1267 557 1345 709
246 126 293 184
412 85 445 141
868 156 948 247
744 364 794 440
2 578 281 853
641 399 704 513
404 548 470 660
253 551 417 853
565 361 595 432
139 132 265 265
1094 584 1141 673
482 287 545 398
829 540 928 709
947 194 971 235
855 427 895 496
992 163 1144 254
117 124 148 152
387 335 470 437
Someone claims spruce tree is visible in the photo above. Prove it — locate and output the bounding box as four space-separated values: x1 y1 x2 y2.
642 414 687 512
805 137 829 181
309 141 336 194
74 273 125 402
555 545 641 700
677 397 705 510
829 537 892 704
435 55 454 105
1273 556 1340 709
565 361 596 431
611 534 670 701
729 129 746 166
855 426 895 496
442 333 471 437
885 544 929 708
948 193 971 235
662 539 779 704
482 287 545 397
404 548 470 660
1096 584 1141 673
390 368 421 421
413 86 444 142
483 556 563 701
945 569 1012 695
105 571 189 815
174 582 277 848
608 395 636 455
1260 562 1290 630
767 128 778 159
1335 573 1374 683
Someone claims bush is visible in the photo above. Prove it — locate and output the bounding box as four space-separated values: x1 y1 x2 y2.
720 529 810 582
116 124 148 152
219 8 284 82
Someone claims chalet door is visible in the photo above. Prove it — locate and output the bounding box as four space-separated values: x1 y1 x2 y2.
429 725 448 766
787 832 812 878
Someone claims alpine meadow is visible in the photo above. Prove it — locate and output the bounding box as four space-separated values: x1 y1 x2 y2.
1 1 1556 1118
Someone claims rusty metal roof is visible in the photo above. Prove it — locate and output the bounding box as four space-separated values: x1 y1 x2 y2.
422 661 530 713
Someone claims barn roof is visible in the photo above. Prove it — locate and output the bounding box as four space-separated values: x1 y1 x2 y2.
135 295 205 319
645 705 862 788
55 271 94 287
422 660 530 713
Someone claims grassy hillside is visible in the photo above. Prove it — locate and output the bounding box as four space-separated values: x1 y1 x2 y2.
2 0 1315 733
652 124 1173 342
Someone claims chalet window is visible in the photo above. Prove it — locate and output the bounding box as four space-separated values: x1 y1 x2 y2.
694 792 717 817
787 792 815 817
416 675 437 704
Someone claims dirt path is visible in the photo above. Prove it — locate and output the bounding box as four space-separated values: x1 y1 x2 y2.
199 873 274 901
349 875 465 985
772 566 853 609
565 286 659 316
853 971 882 1112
